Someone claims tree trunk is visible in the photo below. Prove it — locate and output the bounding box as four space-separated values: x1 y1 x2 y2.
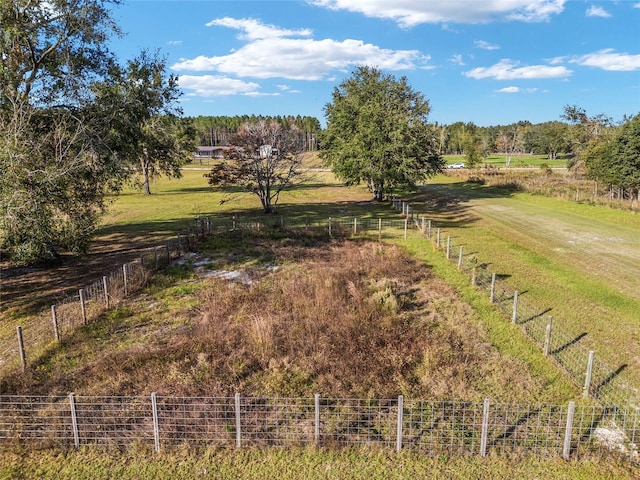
141 156 151 195
372 179 384 202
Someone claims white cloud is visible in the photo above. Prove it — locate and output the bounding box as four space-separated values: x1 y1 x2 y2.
496 86 539 93
463 59 572 80
586 5 611 18
172 18 429 80
177 75 264 96
449 54 465 66
569 49 640 71
497 86 520 93
308 0 566 27
206 17 312 40
474 40 500 50
167 40 182 46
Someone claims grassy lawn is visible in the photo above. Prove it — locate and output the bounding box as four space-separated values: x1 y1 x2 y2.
444 154 568 169
1 448 638 480
410 176 640 387
2 166 639 477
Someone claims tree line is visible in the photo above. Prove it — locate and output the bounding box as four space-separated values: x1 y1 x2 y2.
191 115 321 152
1 2 637 266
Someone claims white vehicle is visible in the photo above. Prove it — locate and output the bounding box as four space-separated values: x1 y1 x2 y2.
447 162 465 169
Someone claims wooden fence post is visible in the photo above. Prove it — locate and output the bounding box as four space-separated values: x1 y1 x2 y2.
583 351 595 399
543 316 553 356
123 264 128 296
446 237 451 259
512 291 519 324
328 217 332 238
562 401 575 460
458 246 464 269
79 289 87 325
427 220 432 239
404 218 408 239
353 217 357 235
396 395 404 452
378 218 382 239
52 305 60 341
17 326 26 372
471 266 477 286
436 228 440 248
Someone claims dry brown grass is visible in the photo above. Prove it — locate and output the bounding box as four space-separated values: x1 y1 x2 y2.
4 235 545 402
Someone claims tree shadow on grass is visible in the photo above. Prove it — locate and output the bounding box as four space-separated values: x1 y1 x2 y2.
0 199 404 315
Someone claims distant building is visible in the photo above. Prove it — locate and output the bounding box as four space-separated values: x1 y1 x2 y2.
194 146 234 159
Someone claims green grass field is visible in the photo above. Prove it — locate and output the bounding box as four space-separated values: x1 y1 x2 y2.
444 153 568 169
2 166 640 478
410 176 640 387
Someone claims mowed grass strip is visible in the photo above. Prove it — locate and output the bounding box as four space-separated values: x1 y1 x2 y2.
1 447 638 480
412 176 640 384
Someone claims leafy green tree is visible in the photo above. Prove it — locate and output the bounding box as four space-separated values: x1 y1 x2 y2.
585 114 640 197
0 0 125 264
205 118 305 213
94 50 196 194
320 66 443 201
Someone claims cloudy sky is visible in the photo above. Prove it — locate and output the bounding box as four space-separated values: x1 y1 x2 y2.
109 0 640 126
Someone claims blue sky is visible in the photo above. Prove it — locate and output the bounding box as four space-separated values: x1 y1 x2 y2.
108 0 640 126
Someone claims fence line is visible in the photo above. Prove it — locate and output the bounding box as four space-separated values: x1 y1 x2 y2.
1 201 639 461
3 207 639 408
0 393 637 460
387 197 640 419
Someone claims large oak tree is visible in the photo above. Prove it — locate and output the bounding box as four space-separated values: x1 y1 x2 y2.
320 66 444 201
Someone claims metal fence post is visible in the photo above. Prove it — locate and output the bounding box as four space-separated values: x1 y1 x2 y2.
378 218 382 239
436 228 440 248
79 288 87 325
446 237 451 258
512 291 519 324
235 393 242 448
123 264 128 296
490 273 496 303
314 393 320 444
543 316 553 356
151 392 160 453
102 275 109 309
404 218 408 239
17 326 26 372
69 393 80 449
583 351 595 399
562 401 575 460
353 217 357 235
52 305 60 341
396 395 404 452
480 397 490 457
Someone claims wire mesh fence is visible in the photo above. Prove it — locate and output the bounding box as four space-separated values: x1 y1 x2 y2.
1 197 639 462
0 394 637 460
388 197 640 412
